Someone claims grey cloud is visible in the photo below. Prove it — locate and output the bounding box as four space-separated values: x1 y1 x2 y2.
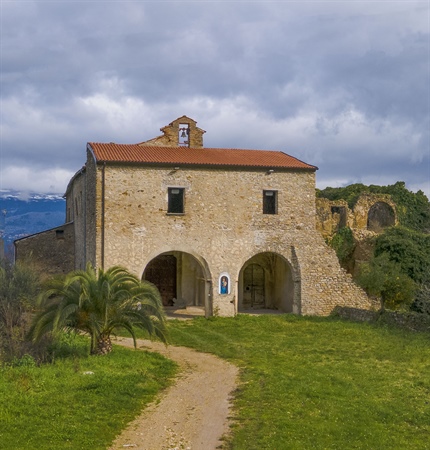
1 1 428 197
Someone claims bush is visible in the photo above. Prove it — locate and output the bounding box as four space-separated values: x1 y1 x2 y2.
410 282 430 315
9 354 37 368
0 259 43 363
329 226 355 268
357 254 416 311
47 331 90 360
374 227 430 284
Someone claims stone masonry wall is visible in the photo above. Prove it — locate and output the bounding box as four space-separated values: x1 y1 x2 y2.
295 232 372 314
316 198 349 239
141 116 205 148
85 151 99 268
14 223 75 278
66 169 87 270
94 164 371 316
66 153 99 270
316 194 397 240
334 307 430 333
352 194 397 229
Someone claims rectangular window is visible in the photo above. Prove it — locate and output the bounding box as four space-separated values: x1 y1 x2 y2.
263 190 277 214
168 187 185 214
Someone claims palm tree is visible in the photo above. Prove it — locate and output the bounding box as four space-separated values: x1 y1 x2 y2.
29 264 167 355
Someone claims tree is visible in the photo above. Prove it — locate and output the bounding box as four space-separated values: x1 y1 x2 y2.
374 227 430 284
29 264 167 355
357 254 416 311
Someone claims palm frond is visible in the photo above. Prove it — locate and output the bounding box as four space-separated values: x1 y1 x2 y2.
29 264 168 354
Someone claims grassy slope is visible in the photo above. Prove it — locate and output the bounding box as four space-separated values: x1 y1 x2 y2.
0 343 177 450
167 315 430 450
2 316 429 449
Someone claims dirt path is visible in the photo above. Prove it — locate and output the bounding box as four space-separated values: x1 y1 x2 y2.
109 338 239 450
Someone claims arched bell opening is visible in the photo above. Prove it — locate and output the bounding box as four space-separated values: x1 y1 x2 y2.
238 252 297 314
142 251 210 314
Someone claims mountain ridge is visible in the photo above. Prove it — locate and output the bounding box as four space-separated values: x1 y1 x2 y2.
0 190 66 250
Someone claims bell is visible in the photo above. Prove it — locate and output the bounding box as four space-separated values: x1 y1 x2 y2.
181 130 187 138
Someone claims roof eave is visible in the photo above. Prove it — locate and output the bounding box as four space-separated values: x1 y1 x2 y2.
93 159 318 171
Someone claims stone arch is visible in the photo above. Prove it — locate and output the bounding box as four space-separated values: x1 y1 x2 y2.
367 201 396 232
237 251 300 314
142 250 212 315
352 194 397 230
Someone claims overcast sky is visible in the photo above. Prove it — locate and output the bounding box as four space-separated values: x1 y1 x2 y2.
1 1 429 198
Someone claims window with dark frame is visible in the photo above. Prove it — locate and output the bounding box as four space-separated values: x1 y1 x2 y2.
263 190 277 214
168 187 185 214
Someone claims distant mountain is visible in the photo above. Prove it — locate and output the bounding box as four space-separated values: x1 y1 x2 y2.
0 190 66 250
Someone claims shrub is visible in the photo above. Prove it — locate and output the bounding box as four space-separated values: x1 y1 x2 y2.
329 226 355 268
410 282 430 315
9 354 37 368
374 227 430 284
0 259 42 363
357 254 416 311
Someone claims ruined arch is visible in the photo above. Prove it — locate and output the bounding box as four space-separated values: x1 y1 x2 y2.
367 202 395 232
142 250 212 315
351 194 397 231
237 251 300 314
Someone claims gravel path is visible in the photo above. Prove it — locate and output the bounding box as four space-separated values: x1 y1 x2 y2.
109 338 239 450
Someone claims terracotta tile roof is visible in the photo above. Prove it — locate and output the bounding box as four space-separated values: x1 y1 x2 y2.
88 143 317 171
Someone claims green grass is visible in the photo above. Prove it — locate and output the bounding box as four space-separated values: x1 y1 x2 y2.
166 315 430 450
0 335 177 450
2 316 429 449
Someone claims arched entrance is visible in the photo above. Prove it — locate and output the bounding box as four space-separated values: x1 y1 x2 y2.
142 251 210 313
367 202 395 232
238 252 298 313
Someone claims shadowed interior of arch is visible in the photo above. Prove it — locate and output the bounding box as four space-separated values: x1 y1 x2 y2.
367 202 395 232
142 251 207 311
238 252 296 313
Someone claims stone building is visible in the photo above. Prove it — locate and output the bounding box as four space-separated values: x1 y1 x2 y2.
14 223 75 277
15 116 371 316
